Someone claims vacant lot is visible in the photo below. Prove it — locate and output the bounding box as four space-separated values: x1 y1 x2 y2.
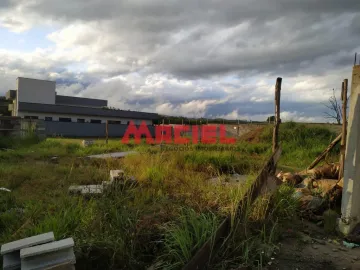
0 122 340 269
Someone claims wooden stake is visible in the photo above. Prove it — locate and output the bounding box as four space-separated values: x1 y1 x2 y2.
339 79 348 180
105 120 109 144
272 77 282 153
307 133 342 170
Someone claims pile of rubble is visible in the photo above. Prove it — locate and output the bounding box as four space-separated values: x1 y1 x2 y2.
1 232 75 270
68 169 137 196
277 162 343 216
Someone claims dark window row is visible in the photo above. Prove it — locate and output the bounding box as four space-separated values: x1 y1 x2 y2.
24 116 131 124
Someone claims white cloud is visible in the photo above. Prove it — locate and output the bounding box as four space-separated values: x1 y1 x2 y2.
0 0 359 122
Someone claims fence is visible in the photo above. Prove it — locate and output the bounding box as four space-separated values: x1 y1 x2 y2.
44 121 156 138
182 147 282 269
0 117 45 139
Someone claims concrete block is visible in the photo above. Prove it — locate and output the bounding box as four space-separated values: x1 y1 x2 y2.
109 170 124 182
69 185 103 196
20 238 74 259
102 181 112 190
21 248 75 270
87 151 138 159
46 263 75 270
80 185 103 195
1 232 55 255
3 251 20 270
68 186 83 195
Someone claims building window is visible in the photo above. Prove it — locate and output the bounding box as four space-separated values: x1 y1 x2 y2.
90 119 101 124
59 118 72 122
45 117 52 121
24 116 38 120
108 120 121 124
77 119 85 123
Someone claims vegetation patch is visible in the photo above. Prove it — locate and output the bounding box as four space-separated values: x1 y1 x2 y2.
0 122 339 269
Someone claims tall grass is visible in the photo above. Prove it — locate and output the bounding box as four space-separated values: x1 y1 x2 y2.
0 122 337 269
261 121 338 168
155 208 219 269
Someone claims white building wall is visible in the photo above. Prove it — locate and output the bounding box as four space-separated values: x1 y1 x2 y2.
17 77 56 105
17 111 153 125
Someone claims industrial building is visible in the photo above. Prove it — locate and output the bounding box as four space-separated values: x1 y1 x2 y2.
3 77 159 137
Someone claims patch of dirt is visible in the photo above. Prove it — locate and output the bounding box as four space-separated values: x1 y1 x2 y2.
238 126 266 143
268 219 360 270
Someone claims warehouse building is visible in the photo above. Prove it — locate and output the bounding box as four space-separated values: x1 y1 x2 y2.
5 77 159 137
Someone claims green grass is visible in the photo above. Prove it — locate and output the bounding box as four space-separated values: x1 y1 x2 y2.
0 122 339 269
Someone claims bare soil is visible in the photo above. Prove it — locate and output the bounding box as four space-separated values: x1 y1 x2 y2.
268 219 360 270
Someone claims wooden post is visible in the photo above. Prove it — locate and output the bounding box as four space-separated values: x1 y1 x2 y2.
272 77 282 153
105 120 109 144
307 133 342 170
339 79 348 180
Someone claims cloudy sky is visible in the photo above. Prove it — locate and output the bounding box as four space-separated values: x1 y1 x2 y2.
0 0 359 122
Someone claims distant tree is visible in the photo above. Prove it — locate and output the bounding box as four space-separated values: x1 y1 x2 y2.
266 116 275 123
323 88 342 125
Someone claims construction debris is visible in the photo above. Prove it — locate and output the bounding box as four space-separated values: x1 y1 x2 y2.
276 172 303 185
87 151 138 159
283 163 342 215
69 169 137 196
1 232 55 270
1 232 76 270
81 140 94 147
307 133 342 170
110 170 125 183
68 185 103 196
305 163 340 179
20 238 75 270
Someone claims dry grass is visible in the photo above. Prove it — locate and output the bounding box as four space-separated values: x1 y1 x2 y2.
0 122 340 269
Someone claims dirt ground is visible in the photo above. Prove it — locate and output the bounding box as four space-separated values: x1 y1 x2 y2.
268 219 360 270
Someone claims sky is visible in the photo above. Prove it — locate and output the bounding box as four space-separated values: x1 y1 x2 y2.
0 0 359 122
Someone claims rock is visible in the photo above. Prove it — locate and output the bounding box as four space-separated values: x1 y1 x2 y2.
276 172 302 185
301 235 312 244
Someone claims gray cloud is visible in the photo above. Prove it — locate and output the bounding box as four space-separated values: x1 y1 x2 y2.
0 0 359 122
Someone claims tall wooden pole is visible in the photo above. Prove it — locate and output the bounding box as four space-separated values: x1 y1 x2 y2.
105 120 109 144
339 79 348 180
272 77 282 153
